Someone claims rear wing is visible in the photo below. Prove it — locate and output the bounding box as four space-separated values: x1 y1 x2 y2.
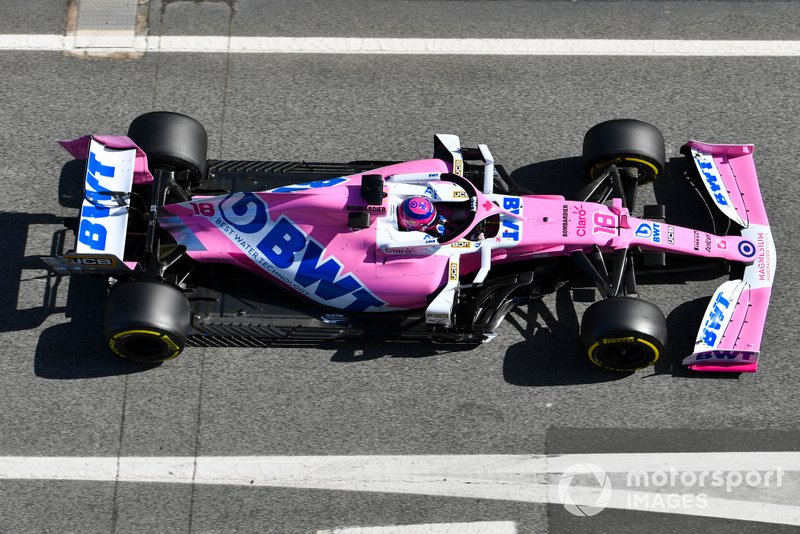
681 142 776 373
42 136 143 275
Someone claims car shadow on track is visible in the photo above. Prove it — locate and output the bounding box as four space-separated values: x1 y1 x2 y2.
0 211 68 333
0 210 157 378
502 287 633 386
0 159 90 332
0 162 159 378
508 156 585 197
34 275 160 379
656 297 741 380
328 341 475 362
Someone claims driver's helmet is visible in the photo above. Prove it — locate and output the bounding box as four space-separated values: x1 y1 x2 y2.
398 196 437 231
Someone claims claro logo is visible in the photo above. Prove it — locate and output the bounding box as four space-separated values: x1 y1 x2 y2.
573 205 587 236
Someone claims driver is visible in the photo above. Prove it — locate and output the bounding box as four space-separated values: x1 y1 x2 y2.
397 196 446 236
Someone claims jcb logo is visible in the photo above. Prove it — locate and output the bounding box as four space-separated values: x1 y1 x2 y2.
66 257 115 266
449 261 459 281
453 158 463 176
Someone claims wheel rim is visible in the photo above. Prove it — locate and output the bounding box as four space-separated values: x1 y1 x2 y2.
109 329 181 362
589 157 660 183
588 337 659 371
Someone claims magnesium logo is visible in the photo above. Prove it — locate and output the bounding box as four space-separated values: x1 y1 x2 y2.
557 463 613 517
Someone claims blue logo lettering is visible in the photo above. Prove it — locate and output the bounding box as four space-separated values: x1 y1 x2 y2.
501 197 521 241
219 197 386 311
256 217 305 268
634 223 652 239
634 222 661 243
701 292 731 346
81 204 110 219
697 159 729 206
220 193 268 234
77 218 108 250
695 351 750 361
78 149 118 252
85 151 115 193
271 177 347 193
296 240 361 299
652 223 661 243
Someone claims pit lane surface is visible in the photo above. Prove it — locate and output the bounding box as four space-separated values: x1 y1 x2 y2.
1 1 799 532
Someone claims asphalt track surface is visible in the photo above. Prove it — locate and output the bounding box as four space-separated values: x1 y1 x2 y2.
1 1 799 533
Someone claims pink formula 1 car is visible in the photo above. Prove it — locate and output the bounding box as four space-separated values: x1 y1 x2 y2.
45 112 776 373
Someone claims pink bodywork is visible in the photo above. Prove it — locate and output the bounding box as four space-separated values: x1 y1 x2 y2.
60 136 155 185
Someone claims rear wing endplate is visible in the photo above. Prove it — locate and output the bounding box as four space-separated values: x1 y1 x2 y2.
43 137 138 275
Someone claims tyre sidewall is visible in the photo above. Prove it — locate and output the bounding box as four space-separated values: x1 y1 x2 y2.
127 111 208 185
104 281 190 362
582 119 666 183
581 297 667 371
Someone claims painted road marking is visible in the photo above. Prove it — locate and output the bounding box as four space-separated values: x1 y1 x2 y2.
0 453 798 525
1 35 800 56
316 522 517 534
74 0 138 49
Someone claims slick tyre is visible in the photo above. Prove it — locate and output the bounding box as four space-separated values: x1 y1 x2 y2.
580 297 667 371
582 119 665 184
127 111 208 186
104 281 190 363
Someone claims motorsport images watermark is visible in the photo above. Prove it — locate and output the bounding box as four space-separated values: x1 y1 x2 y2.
556 463 785 516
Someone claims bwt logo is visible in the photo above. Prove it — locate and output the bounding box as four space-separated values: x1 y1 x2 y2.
695 157 729 206
501 197 522 241
701 292 731 346
634 222 661 243
78 152 117 251
218 192 385 312
695 351 754 361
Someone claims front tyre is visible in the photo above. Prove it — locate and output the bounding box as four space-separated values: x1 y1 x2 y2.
580 297 667 371
104 281 190 363
582 119 665 184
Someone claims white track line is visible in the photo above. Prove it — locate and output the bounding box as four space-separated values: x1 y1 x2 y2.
1 35 800 56
316 522 517 534
1 453 799 525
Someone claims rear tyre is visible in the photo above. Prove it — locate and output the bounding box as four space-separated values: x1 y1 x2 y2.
127 111 208 186
104 281 190 362
580 297 667 371
582 119 665 184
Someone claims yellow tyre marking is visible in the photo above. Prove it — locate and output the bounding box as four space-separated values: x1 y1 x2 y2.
109 329 181 360
591 157 660 179
587 337 660 371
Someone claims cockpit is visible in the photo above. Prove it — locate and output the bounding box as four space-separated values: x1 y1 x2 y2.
384 172 499 245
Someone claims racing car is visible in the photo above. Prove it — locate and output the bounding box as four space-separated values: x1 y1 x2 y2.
44 112 776 373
